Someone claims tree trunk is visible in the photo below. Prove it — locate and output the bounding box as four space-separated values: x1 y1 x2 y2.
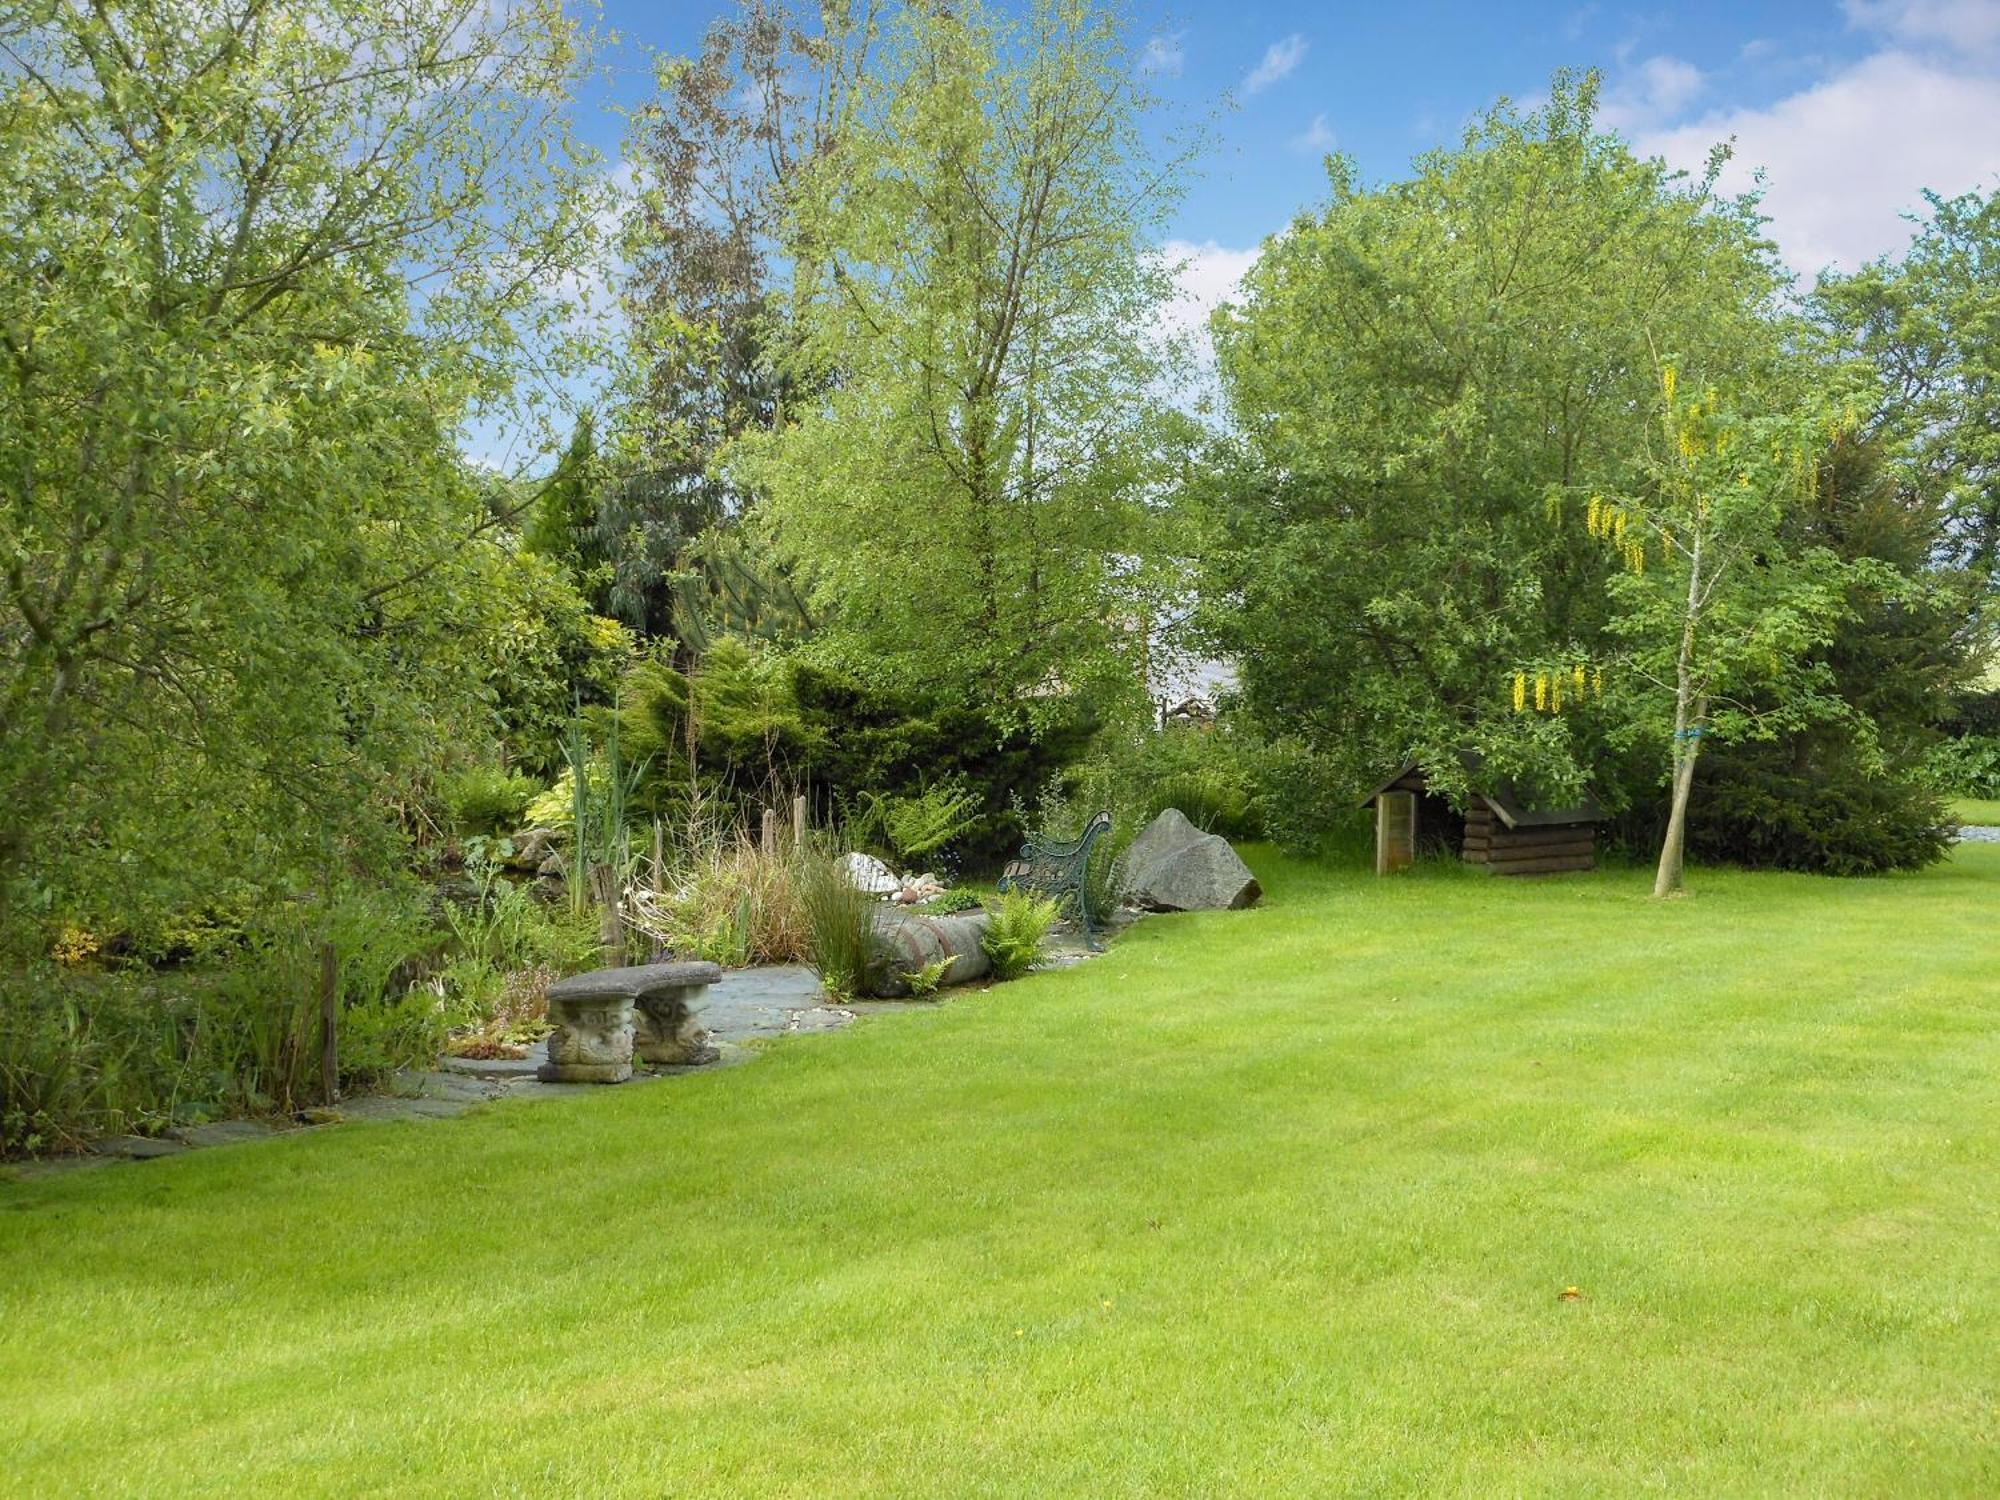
1654 692 1708 898
318 941 339 1104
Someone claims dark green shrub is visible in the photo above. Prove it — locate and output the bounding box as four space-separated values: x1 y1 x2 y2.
1686 744 1955 875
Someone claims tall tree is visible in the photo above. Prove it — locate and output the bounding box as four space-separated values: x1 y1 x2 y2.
610 1 878 639
1682 432 1977 875
1578 372 1874 895
735 0 1193 721
1816 188 2000 590
1203 74 1792 806
0 0 604 929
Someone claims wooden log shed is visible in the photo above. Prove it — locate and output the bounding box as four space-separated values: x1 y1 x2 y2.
1364 754 1601 876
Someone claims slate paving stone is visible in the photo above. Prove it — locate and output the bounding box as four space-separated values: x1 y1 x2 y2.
170 1120 283 1148
49 943 1117 1170
86 1135 189 1160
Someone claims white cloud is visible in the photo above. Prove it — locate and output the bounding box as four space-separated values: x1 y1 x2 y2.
1152 238 1264 418
1845 0 2000 54
1601 54 1705 128
1139 31 1186 79
1292 113 1337 152
1634 49 2000 275
1159 239 1260 341
1244 35 1307 94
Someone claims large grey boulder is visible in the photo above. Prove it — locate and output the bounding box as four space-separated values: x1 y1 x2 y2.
1121 808 1261 912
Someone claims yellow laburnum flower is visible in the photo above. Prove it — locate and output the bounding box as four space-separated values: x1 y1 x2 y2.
1513 672 1527 712
1662 364 1678 406
1593 666 1606 698
1572 664 1586 695
1586 494 1602 536
1535 672 1548 712
1613 510 1629 540
1551 676 1564 712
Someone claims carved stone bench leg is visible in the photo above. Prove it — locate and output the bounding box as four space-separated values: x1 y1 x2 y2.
632 984 718 1066
538 995 635 1083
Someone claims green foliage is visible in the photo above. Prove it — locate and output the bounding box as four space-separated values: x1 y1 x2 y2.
733 0 1194 724
1673 433 1981 874
1073 727 1264 840
599 643 1092 869
1816 187 2000 586
523 414 609 591
0 0 607 951
898 956 955 1000
791 660 1097 869
981 890 1060 982
1203 71 1791 806
1925 736 2000 798
852 781 983 864
1685 747 1954 876
0 886 444 1154
796 851 878 1003
625 812 815 968
442 769 541 839
481 550 633 779
915 888 985 916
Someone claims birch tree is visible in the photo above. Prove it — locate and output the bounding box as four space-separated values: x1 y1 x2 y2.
1579 370 1873 895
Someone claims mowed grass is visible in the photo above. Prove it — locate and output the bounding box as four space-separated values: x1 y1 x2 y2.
1953 797 2000 826
4 849 1998 1497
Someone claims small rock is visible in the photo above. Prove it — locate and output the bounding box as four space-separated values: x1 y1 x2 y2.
504 826 560 871
838 852 901 896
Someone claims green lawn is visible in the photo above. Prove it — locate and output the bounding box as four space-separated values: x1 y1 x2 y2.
5 850 1998 1497
1953 798 2000 826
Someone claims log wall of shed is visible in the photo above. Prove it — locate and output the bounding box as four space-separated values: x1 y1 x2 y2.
1462 805 1595 875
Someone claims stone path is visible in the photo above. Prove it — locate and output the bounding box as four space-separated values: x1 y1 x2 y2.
9 949 1103 1179
1958 825 2000 844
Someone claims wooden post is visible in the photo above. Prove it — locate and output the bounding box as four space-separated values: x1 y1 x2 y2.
591 863 623 962
761 806 778 857
1375 791 1417 875
792 794 807 850
318 941 338 1104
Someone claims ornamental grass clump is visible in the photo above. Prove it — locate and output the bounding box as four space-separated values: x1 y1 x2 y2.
795 849 878 1001
981 889 1060 982
622 803 816 968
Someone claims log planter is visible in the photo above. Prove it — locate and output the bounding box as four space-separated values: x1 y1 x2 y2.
866 908 992 998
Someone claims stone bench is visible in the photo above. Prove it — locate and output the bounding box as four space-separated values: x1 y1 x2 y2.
539 961 724 1084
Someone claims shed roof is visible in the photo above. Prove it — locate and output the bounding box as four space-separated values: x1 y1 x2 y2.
1363 751 1602 831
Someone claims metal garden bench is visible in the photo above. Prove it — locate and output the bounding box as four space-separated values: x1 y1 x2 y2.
998 809 1113 951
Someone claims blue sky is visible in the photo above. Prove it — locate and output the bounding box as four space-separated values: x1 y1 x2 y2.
584 0 2000 283
466 1 1996 466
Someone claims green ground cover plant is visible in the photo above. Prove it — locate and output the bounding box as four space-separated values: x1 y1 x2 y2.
2 847 1995 1495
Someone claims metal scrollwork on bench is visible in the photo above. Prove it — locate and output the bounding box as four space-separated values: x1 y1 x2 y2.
998 809 1113 952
